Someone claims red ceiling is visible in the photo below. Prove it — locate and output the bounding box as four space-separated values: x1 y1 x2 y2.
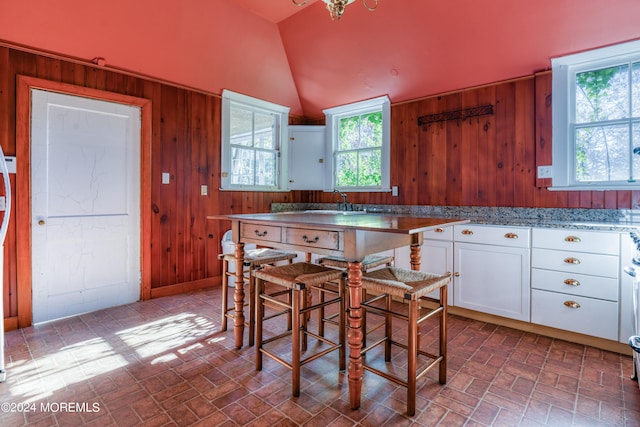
1 0 640 118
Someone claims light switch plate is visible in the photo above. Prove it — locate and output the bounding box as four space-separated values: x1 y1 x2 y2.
201 185 208 196
0 196 5 211
391 186 399 197
162 172 170 184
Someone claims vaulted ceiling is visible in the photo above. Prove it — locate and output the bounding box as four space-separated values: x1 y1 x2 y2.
2 0 640 118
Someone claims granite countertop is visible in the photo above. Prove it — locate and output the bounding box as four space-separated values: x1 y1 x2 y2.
271 203 640 232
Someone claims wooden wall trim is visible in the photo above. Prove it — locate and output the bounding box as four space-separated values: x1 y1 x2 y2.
15 75 153 327
149 277 221 299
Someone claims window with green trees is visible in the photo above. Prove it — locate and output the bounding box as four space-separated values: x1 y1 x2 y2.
552 40 640 189
324 96 390 191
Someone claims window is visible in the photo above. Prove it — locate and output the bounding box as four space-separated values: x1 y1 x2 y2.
323 96 390 191
552 40 640 189
221 90 289 191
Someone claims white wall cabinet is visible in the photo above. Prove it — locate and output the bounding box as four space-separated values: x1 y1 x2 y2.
531 228 620 341
453 224 531 322
288 125 325 190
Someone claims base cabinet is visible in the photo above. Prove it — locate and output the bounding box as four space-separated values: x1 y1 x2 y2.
395 235 453 304
453 225 531 322
531 228 620 341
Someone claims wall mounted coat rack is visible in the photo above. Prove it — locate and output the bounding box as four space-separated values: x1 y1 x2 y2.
418 104 494 128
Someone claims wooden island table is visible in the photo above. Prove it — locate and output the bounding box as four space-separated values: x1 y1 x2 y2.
209 211 468 409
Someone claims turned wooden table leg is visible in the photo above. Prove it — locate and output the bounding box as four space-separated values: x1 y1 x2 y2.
233 242 245 349
347 261 364 409
410 243 422 271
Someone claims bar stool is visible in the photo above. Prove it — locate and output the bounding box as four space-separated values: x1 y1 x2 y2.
220 248 297 346
254 262 346 397
316 254 394 338
317 254 394 271
360 267 450 416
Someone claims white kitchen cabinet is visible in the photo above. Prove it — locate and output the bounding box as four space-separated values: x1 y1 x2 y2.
288 125 325 190
531 228 620 341
619 231 635 344
453 224 531 322
395 225 453 304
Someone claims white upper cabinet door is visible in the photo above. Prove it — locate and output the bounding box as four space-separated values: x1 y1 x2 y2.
288 125 325 190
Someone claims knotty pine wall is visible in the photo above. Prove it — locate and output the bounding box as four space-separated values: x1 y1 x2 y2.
1 47 639 328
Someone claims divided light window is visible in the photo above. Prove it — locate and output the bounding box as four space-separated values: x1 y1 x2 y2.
221 90 289 191
324 96 390 191
552 40 640 189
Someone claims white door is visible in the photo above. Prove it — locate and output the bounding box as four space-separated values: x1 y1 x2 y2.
30 89 141 323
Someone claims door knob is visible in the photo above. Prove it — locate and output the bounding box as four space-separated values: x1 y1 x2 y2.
38 219 45 226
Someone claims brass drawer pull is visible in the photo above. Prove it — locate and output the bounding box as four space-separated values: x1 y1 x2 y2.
434 228 444 233
564 236 581 243
254 230 268 237
564 257 581 265
564 301 581 309
504 233 518 239
564 278 581 287
461 229 473 235
302 235 319 244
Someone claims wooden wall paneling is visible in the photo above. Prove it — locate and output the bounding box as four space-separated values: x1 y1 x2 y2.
495 81 516 207
460 90 479 206
390 103 418 205
176 89 189 285
514 78 535 207
159 85 179 288
475 85 497 206
445 94 463 206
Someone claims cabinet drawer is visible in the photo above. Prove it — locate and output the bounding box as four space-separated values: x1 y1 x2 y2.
453 224 530 248
532 248 618 278
240 224 282 244
531 289 618 340
531 268 619 301
422 226 453 241
284 227 341 250
532 228 619 255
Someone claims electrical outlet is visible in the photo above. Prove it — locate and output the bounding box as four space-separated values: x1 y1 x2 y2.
162 172 170 184
537 166 553 179
201 185 208 196
391 186 399 197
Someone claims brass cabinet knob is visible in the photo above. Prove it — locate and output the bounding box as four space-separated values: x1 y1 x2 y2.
38 219 45 226
454 272 460 277
564 278 581 287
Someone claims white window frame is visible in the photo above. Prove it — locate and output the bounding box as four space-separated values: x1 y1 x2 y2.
220 89 290 191
323 95 391 192
552 39 640 190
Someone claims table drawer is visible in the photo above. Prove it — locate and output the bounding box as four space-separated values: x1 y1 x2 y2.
531 268 619 301
285 227 341 250
531 289 618 340
453 224 530 248
240 224 282 244
532 228 619 255
532 248 618 278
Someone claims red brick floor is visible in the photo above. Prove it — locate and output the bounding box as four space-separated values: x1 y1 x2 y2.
0 287 639 426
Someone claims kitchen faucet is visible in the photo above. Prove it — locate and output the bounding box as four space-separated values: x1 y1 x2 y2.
334 189 350 211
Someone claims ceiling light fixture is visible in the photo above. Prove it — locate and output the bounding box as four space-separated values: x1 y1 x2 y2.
292 0 379 20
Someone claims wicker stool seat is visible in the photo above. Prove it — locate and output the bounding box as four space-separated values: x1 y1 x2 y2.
220 248 297 346
254 262 346 397
361 267 450 416
317 254 394 271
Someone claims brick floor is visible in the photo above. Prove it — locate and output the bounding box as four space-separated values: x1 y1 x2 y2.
0 287 639 426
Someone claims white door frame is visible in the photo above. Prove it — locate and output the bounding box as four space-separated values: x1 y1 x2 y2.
15 75 152 327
